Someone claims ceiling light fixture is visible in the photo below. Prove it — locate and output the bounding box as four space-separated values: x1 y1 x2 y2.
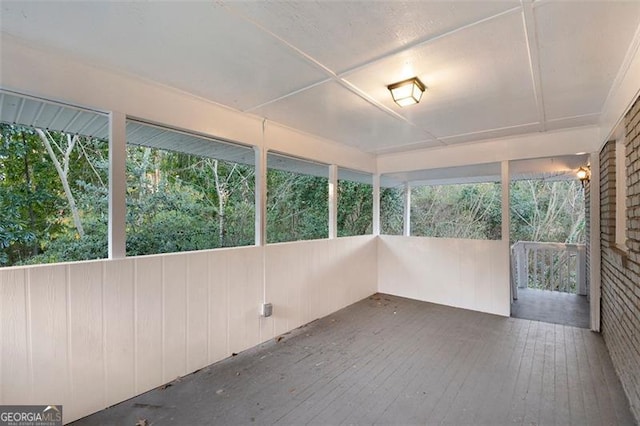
387 77 426 107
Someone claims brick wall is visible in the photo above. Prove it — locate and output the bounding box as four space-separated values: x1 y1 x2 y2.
600 94 640 421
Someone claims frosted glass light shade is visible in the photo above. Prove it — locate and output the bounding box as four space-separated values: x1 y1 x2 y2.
388 77 426 107
577 166 590 182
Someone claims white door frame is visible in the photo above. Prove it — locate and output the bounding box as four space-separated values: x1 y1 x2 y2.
589 151 601 332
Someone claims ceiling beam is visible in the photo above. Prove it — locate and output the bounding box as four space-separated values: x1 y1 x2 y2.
521 0 547 132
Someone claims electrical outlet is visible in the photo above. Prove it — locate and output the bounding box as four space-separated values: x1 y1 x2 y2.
261 303 273 317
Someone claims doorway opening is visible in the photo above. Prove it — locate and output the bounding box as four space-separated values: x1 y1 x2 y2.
509 162 589 328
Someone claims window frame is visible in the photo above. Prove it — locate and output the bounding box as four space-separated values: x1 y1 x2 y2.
0 91 111 267
123 118 257 255
265 151 330 244
336 167 374 238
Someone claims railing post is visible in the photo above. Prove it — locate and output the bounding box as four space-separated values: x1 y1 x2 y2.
548 248 554 291
511 244 517 289
577 245 587 296
560 250 565 291
516 243 527 289
547 248 553 291
512 241 586 295
532 246 538 289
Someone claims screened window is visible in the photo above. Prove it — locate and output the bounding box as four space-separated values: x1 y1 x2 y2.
267 153 328 243
510 179 584 244
379 175 405 235
0 92 109 266
125 120 255 255
337 168 373 237
411 182 502 240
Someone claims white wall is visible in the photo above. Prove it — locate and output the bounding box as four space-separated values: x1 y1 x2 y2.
377 235 510 317
0 236 377 424
265 236 378 336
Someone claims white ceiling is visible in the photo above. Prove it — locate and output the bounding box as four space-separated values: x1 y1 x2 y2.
1 1 639 155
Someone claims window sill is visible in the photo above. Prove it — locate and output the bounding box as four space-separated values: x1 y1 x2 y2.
609 244 629 269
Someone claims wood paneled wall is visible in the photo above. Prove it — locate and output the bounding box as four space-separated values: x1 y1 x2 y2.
0 236 377 423
377 235 510 317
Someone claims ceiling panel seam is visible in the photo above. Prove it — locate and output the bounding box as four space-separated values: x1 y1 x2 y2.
220 4 339 84
521 0 547 131
239 5 522 107
336 6 523 79
546 113 600 124
226 2 441 144
439 121 542 142
245 78 333 112
337 78 445 146
230 3 523 146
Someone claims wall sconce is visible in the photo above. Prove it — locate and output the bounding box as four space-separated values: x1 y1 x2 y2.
387 77 426 107
577 166 590 187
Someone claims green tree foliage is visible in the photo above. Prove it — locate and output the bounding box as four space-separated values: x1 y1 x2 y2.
380 186 404 235
125 147 255 255
383 180 584 243
0 124 108 265
1 120 585 268
337 180 372 237
267 170 328 243
510 180 584 244
0 123 257 266
411 183 502 240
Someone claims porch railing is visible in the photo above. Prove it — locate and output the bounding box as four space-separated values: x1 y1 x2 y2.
511 241 586 300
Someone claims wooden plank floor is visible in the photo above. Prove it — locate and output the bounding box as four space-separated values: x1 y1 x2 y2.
511 288 590 329
72 294 635 426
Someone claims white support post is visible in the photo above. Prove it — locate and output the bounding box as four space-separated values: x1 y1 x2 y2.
403 182 411 237
501 160 510 245
589 151 601 331
254 146 267 246
108 111 126 259
501 160 511 304
373 174 381 236
329 164 338 239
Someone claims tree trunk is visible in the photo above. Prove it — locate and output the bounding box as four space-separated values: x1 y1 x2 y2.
36 129 85 238
20 131 39 255
211 160 226 247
